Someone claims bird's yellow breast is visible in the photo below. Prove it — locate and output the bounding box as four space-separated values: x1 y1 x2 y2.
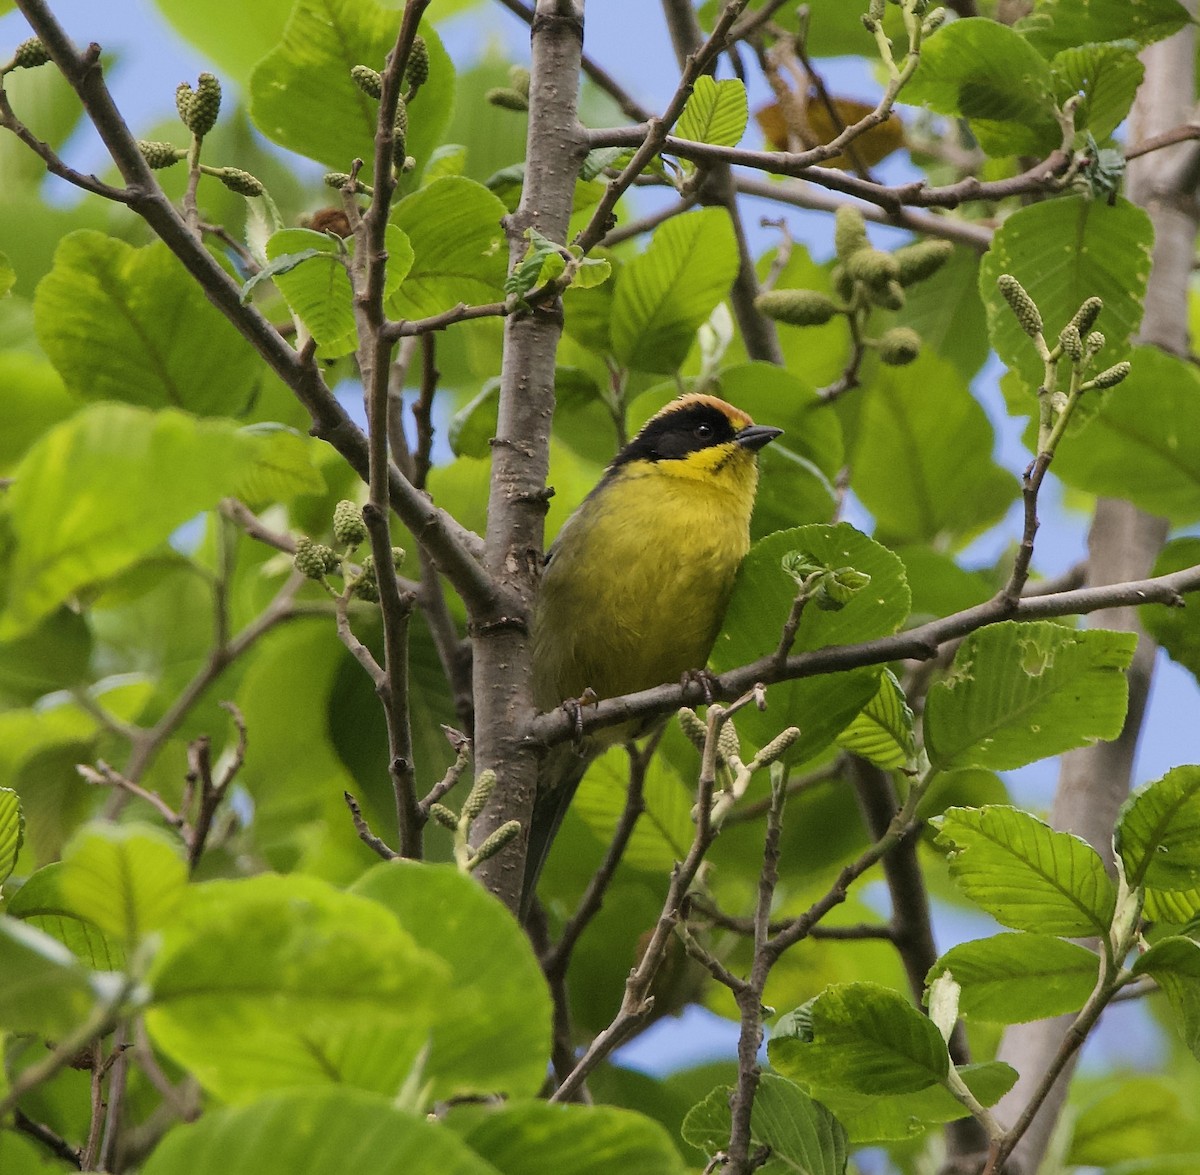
532 445 759 711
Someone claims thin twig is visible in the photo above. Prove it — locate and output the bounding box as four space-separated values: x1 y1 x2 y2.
528 558 1200 750
344 791 399 860
542 736 655 982
12 1110 82 1169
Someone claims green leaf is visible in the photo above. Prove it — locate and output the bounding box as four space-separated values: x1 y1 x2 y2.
389 177 508 319
1068 1075 1188 1167
264 229 355 356
0 789 22 885
676 76 748 147
895 245 990 382
0 350 78 474
2 405 269 636
235 424 327 505
901 19 1059 156
152 0 296 87
6 861 125 970
717 525 910 763
788 1061 1017 1144
610 208 739 373
852 351 1018 545
1051 41 1144 143
924 621 1137 772
145 873 448 1101
0 251 14 298
55 823 187 947
571 745 694 872
978 196 1152 397
1017 0 1193 57
768 983 949 1096
1116 766 1200 897
1131 936 1200 1058
33 232 264 415
0 916 106 1037
1143 538 1200 681
250 4 454 184
1049 348 1200 523
423 143 468 185
350 861 552 1101
835 669 916 769
141 1088 499 1175
933 805 1117 936
927 933 1098 1023
682 1073 848 1175
451 1100 687 1175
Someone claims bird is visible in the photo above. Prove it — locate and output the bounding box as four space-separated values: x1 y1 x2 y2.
523 392 782 914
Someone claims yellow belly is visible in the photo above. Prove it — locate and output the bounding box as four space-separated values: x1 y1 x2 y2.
532 459 755 711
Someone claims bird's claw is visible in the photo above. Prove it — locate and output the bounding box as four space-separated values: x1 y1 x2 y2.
681 668 719 706
562 687 599 746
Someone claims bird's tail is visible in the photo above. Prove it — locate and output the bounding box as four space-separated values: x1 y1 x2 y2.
520 742 593 921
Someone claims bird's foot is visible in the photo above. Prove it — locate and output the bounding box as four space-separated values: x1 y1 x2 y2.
561 687 599 746
681 668 719 705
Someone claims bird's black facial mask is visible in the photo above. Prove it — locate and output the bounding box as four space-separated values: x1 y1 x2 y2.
608 402 741 469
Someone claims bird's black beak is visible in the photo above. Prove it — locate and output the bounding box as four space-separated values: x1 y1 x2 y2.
735 424 783 452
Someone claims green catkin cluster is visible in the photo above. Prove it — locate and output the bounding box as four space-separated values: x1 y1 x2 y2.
997 273 1043 338
894 239 953 285
877 326 922 366
9 37 51 70
1070 296 1104 337
217 168 264 196
1059 324 1083 362
176 72 221 137
333 500 368 547
294 536 339 580
1091 362 1131 389
351 64 383 98
393 97 409 165
138 140 184 169
406 35 429 90
753 289 840 326
486 86 530 112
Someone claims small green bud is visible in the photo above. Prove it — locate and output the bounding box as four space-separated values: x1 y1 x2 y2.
834 205 870 262
217 167 264 196
401 155 416 173
846 248 901 289
10 37 51 70
392 97 409 165
1085 330 1106 357
869 279 906 312
868 0 886 19
462 769 497 822
756 726 801 766
333 500 368 547
830 264 854 302
997 274 1042 338
1089 361 1131 390
177 72 221 137
877 326 921 366
295 536 337 580
405 35 429 90
351 575 380 602
1070 295 1103 337
429 803 459 830
755 288 841 327
922 6 947 35
1058 324 1083 361
717 719 740 766
351 64 383 98
678 707 707 753
470 819 522 866
486 86 530 112
509 65 531 98
894 238 953 286
861 14 879 31
137 140 184 169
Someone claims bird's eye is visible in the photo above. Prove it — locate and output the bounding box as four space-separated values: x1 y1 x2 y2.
695 423 713 440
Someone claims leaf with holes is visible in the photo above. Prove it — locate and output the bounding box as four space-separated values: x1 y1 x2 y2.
924 621 1136 772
